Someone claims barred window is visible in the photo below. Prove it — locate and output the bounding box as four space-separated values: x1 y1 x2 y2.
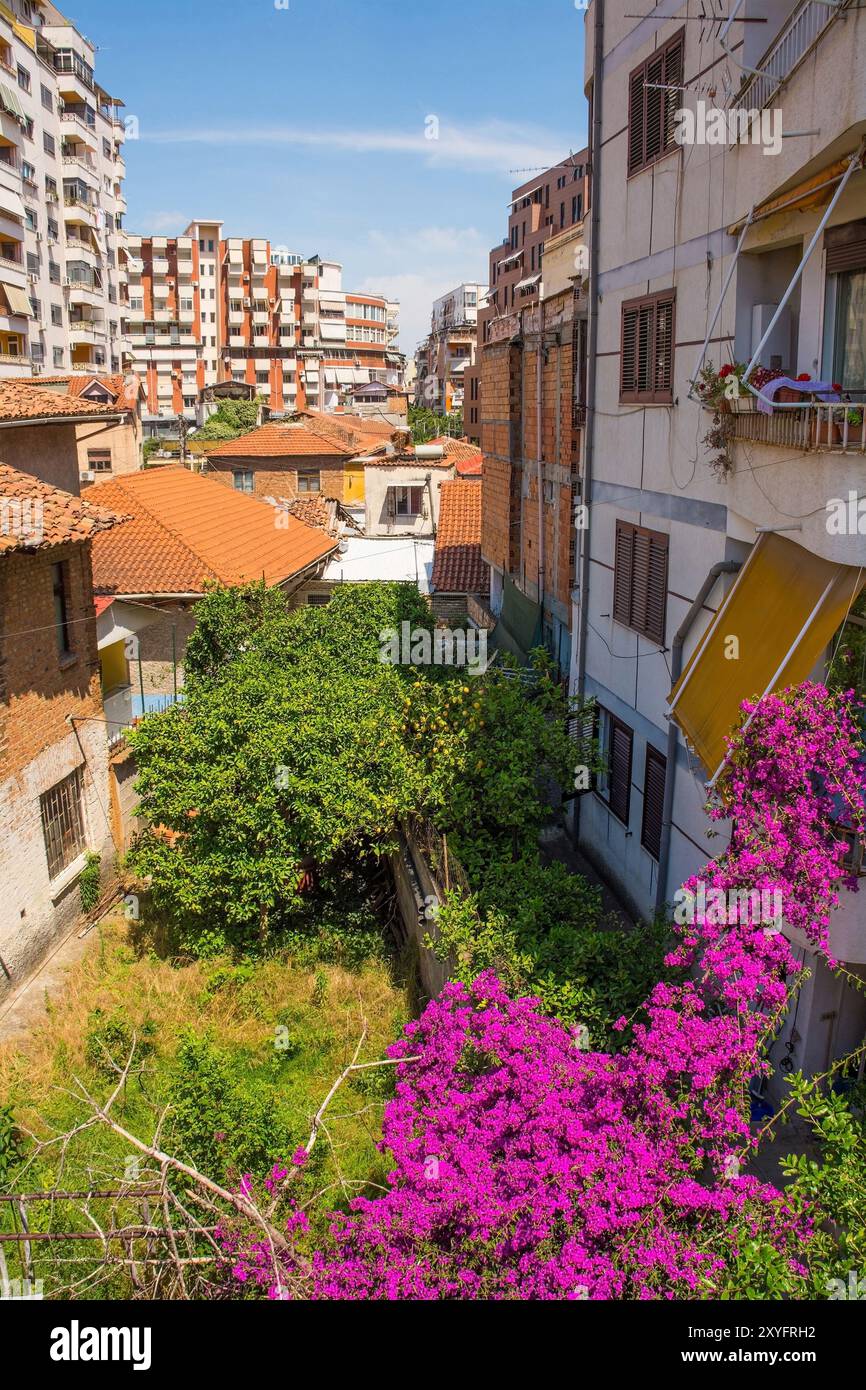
40 770 86 880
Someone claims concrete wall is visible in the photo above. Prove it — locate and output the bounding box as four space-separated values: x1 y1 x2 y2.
364 463 453 538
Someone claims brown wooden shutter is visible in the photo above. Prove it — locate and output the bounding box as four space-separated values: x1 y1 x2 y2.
628 66 646 174
653 296 674 399
662 35 684 154
613 522 634 627
613 521 669 643
644 52 665 163
621 305 639 396
641 745 667 859
609 718 633 825
645 531 669 644
825 220 866 275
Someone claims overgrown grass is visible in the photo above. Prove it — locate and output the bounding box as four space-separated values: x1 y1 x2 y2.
0 912 408 1298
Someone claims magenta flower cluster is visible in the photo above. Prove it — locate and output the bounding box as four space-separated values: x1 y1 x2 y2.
221 684 865 1300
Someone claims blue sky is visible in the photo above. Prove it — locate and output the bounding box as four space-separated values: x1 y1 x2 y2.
71 0 588 350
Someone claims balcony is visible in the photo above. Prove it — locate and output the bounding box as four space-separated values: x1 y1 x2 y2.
65 280 104 308
253 332 269 347
729 0 850 114
728 398 866 454
151 257 170 275
229 333 246 347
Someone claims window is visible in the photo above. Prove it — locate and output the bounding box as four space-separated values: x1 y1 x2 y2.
307 593 330 606
823 221 866 391
394 485 424 517
43 131 55 158
40 770 86 880
21 159 35 183
25 207 37 231
48 261 61 284
620 290 675 403
641 745 667 859
233 468 254 494
628 30 684 175
22 115 33 140
52 561 73 657
103 138 112 158
53 346 64 367
600 713 633 826
87 448 112 473
51 304 62 326
613 520 669 645
298 470 320 494
40 83 52 111
17 64 30 92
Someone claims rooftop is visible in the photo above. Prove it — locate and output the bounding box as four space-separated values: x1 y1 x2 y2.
87 466 336 596
0 464 127 555
204 420 355 461
430 479 489 595
323 536 435 594
0 380 126 426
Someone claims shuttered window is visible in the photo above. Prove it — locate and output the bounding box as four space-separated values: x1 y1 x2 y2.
641 745 667 859
613 520 669 645
825 219 866 275
608 717 633 825
627 31 684 175
621 290 675 403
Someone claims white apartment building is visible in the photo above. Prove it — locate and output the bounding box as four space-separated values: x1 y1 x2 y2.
0 0 128 378
574 0 866 1097
415 282 486 411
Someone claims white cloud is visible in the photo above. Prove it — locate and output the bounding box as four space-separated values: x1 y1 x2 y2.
143 118 571 176
144 210 188 233
358 224 490 352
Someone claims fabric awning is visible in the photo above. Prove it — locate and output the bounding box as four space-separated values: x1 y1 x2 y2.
668 533 865 779
319 322 346 340
0 185 25 221
1 281 33 316
514 274 541 293
0 84 25 123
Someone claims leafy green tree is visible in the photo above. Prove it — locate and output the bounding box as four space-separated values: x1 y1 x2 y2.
195 397 265 442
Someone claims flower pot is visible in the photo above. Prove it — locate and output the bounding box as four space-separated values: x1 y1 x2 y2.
812 415 843 448
775 386 802 404
731 394 755 413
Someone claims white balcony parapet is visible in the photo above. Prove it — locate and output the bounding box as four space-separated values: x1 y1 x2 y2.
727 0 851 113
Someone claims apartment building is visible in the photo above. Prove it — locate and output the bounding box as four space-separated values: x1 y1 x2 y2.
0 1 128 380
414 282 486 415
127 230 403 435
575 0 866 1095
466 158 589 447
478 160 588 675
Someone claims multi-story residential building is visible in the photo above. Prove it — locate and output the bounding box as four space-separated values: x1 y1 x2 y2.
127 229 403 436
414 282 486 414
0 1 128 380
478 162 588 676
574 0 866 1096
465 157 589 447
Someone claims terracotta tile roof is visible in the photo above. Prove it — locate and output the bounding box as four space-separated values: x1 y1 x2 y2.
281 494 339 535
0 464 128 554
87 466 337 596
431 479 489 595
0 380 124 424
93 594 115 617
306 411 397 449
21 373 128 398
205 420 354 460
427 438 484 475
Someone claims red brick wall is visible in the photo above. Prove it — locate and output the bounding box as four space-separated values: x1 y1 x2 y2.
205 457 347 502
0 543 102 777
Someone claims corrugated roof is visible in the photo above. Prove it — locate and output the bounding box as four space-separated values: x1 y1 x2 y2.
88 466 336 596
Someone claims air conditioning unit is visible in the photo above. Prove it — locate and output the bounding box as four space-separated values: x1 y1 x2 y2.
80 470 95 482
35 232 43 243
243 297 251 308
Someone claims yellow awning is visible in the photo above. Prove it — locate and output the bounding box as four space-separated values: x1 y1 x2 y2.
0 281 33 317
668 533 864 779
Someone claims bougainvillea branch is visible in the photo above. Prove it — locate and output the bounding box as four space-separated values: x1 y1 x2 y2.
220 683 865 1300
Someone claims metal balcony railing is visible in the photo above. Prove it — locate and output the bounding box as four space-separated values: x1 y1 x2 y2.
729 393 866 452
730 0 851 112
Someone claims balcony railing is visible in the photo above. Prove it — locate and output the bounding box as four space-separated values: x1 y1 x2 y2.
729 396 866 453
730 0 851 113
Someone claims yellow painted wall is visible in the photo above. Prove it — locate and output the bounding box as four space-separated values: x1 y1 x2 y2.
344 462 365 503
100 639 129 694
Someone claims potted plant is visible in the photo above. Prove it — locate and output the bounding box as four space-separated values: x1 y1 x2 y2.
695 360 749 412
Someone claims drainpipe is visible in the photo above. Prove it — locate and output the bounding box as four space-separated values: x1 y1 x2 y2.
654 560 741 914
576 0 603 708
536 311 545 620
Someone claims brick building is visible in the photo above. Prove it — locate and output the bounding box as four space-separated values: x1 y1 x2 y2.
430 476 489 621
202 418 358 505
465 155 589 448
0 464 125 1000
479 158 588 674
